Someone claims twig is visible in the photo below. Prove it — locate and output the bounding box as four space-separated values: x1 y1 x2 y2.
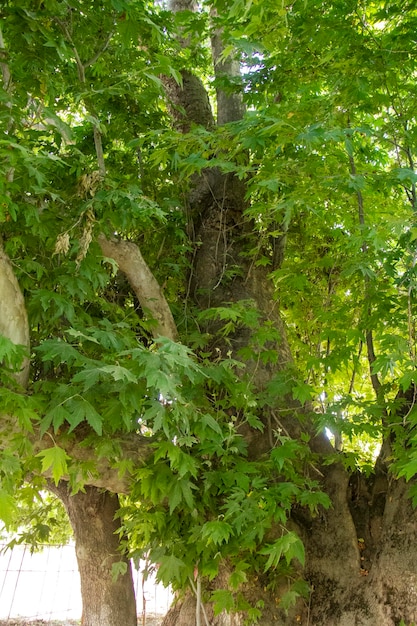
54 18 86 83
93 125 106 178
188 575 210 626
85 31 113 68
347 133 382 400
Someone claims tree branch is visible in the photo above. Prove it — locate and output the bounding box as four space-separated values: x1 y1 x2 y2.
348 149 382 398
163 0 215 132
84 31 113 69
33 433 152 493
0 241 30 387
98 235 178 341
54 14 110 180
0 26 11 91
93 125 106 178
210 9 245 125
63 18 176 345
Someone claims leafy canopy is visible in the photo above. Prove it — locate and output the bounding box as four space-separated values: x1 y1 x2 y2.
2 0 417 615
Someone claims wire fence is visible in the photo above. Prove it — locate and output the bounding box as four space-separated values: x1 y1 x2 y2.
0 543 172 623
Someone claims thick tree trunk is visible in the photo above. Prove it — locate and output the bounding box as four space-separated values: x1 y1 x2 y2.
51 483 137 626
162 470 417 626
297 471 417 626
158 5 417 624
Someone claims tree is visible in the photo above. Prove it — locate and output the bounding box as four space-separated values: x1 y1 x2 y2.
2 0 417 625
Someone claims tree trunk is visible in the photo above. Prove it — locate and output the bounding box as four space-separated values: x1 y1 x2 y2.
51 483 137 626
3 4 417 625
158 5 417 624
162 470 417 626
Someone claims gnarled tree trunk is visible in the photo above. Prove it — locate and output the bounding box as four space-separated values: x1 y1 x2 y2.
3 4 417 625
158 3 417 625
162 472 417 626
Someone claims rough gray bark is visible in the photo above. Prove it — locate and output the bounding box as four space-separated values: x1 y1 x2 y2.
51 483 137 626
163 469 417 626
163 0 215 133
163 70 215 133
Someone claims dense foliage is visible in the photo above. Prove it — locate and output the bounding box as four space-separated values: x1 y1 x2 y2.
2 0 417 619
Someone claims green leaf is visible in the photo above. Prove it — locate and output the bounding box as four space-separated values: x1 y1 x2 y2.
111 560 128 582
392 168 417 184
65 398 103 436
261 532 305 571
0 334 28 374
0 489 17 528
291 380 314 403
201 520 233 546
211 589 235 615
71 367 102 391
200 413 223 435
98 364 137 383
298 489 331 512
157 554 186 585
228 561 249 589
36 446 70 486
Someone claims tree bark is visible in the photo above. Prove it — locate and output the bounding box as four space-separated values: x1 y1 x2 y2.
162 470 417 626
158 4 417 625
3 5 417 625
0 229 29 389
210 10 245 126
51 483 137 626
97 234 177 341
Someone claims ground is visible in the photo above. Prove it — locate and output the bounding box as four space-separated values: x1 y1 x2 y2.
0 617 163 626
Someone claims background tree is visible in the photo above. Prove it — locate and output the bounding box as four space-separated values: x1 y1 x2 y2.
2 1 417 625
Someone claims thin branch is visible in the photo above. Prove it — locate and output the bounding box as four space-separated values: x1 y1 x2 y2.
55 15 113 179
93 125 106 178
365 328 382 397
348 153 365 229
404 143 417 211
348 144 382 398
196 577 201 626
54 18 86 83
188 575 210 626
85 31 113 68
348 340 363 395
62 16 174 342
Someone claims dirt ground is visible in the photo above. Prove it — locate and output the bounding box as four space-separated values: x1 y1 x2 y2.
0 618 163 626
